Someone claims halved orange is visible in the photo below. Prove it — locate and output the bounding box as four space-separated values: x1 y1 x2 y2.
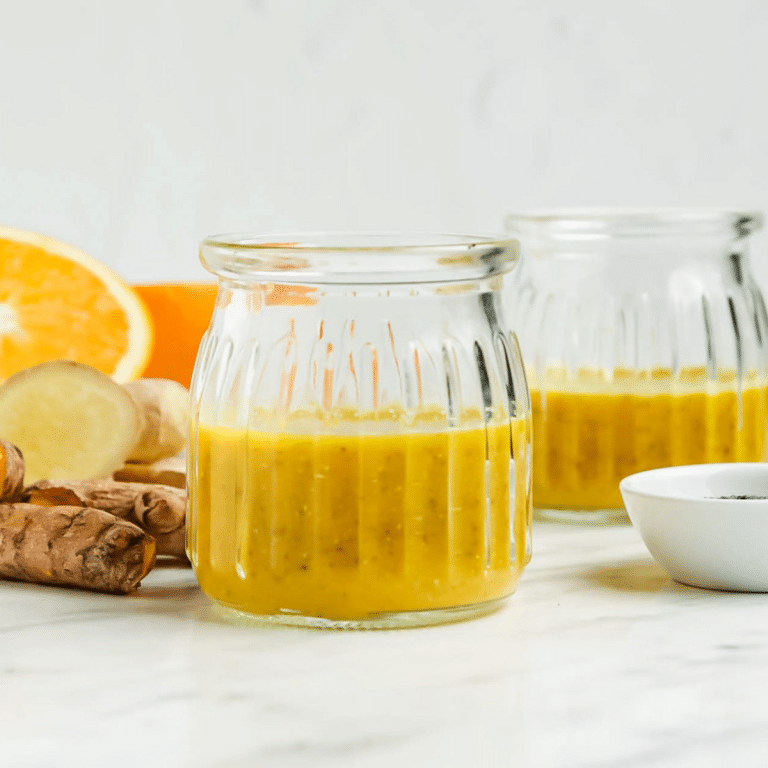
0 227 153 383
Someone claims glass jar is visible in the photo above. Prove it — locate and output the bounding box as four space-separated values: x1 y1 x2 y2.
504 209 768 525
188 233 532 629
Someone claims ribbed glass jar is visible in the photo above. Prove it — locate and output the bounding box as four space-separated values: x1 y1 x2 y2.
188 233 532 628
504 209 768 525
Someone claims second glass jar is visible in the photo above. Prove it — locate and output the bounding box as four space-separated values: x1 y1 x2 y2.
505 209 768 524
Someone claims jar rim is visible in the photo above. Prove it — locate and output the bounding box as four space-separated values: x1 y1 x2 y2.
202 231 516 251
505 208 764 239
199 231 519 284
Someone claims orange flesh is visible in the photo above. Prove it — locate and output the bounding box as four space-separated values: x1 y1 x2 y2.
531 370 768 510
0 240 132 378
190 411 530 620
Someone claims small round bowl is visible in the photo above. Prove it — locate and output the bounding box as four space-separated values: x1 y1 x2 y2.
619 463 768 592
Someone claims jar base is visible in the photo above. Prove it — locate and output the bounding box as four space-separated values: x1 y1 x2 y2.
208 596 508 630
534 506 630 526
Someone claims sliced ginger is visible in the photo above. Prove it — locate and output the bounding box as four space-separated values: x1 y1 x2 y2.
0 361 191 484
0 361 142 483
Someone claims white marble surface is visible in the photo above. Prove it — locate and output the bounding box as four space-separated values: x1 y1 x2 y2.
2 521 767 768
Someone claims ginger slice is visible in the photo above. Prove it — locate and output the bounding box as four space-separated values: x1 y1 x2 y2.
0 360 142 484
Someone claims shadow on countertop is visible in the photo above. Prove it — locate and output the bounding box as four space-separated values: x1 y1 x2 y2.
586 559 672 593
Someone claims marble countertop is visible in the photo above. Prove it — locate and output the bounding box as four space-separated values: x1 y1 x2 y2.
2 521 767 768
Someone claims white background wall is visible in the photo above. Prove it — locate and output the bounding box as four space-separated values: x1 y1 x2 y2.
1 0 767 284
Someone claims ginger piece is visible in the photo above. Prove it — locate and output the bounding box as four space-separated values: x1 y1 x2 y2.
132 483 188 560
0 361 142 484
0 503 155 593
24 478 145 516
23 479 187 559
113 456 186 489
149 528 186 561
0 440 25 503
132 485 186 534
124 379 190 464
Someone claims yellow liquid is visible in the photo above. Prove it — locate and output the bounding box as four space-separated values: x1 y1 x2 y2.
189 411 530 621
531 371 768 510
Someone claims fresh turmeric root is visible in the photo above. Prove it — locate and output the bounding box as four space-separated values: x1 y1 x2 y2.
0 440 25 503
0 503 156 593
23 479 187 559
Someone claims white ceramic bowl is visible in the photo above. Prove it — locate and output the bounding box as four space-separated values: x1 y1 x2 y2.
620 463 768 592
